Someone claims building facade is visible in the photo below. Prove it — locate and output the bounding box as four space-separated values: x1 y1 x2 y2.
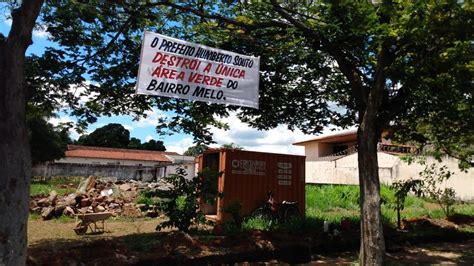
33 145 196 181
294 129 474 201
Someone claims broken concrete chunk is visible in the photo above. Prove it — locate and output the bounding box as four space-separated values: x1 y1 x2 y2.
100 189 114 197
64 193 77 206
53 203 67 216
77 175 96 193
63 206 75 216
108 203 120 209
80 198 91 207
41 207 55 220
119 184 132 191
48 190 58 206
37 198 50 208
30 207 42 214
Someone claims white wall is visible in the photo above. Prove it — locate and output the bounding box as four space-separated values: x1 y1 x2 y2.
305 152 474 201
56 157 164 167
306 153 397 185
396 156 474 201
56 155 197 180
304 142 320 161
164 155 196 179
164 163 196 180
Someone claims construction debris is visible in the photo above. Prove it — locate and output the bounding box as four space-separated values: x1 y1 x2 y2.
30 177 171 220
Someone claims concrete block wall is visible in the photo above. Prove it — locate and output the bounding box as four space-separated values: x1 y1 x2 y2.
305 153 474 201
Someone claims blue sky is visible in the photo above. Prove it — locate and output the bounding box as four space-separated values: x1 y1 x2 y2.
0 7 319 155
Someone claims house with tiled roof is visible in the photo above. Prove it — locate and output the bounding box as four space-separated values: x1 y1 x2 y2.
33 145 196 181
293 129 474 201
62 145 174 166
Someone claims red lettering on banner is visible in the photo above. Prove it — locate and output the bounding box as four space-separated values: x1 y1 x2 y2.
151 66 185 81
188 72 223 87
215 64 246 79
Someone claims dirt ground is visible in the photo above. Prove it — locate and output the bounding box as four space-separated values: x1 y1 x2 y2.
27 217 474 265
310 240 474 265
28 218 166 245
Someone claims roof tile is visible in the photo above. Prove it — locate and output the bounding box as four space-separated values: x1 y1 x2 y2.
66 145 172 162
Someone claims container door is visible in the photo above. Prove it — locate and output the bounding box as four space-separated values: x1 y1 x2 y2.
201 153 220 215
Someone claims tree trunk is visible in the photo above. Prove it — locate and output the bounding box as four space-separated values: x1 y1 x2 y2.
0 1 43 265
358 118 385 265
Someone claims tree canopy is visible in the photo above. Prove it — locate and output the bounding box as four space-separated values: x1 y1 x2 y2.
30 2 471 160
27 115 70 165
1 1 472 264
76 123 130 148
76 123 166 151
183 144 209 156
221 143 244 150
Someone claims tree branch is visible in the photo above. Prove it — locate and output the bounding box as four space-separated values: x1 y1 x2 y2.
149 1 292 31
269 0 369 113
74 15 134 66
7 0 44 50
370 45 391 133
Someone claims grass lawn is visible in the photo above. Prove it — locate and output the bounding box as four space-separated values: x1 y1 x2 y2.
29 178 474 235
27 180 474 264
30 176 82 197
305 184 474 227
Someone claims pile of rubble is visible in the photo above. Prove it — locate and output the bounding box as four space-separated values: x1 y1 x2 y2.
30 176 172 220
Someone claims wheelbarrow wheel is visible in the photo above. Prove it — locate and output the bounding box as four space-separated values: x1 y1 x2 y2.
74 221 88 235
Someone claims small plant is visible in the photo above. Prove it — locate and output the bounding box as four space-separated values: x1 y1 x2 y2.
389 164 456 225
155 168 221 232
199 167 222 205
390 178 424 229
155 168 200 232
419 164 456 217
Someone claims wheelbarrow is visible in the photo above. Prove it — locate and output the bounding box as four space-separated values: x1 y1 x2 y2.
74 212 113 235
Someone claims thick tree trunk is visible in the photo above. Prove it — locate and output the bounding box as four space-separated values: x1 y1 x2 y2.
0 1 43 265
357 104 386 265
358 125 385 265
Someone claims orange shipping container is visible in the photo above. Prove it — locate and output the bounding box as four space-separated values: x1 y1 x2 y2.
197 149 305 222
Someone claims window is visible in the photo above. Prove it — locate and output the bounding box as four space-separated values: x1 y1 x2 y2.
333 145 348 154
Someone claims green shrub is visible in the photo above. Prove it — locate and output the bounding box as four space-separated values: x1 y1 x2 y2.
155 168 221 232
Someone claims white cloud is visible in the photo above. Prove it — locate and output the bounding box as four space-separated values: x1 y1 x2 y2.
52 82 100 108
71 82 100 105
33 27 49 38
133 109 167 128
48 115 73 126
166 137 194 154
4 18 11 26
123 124 134 131
3 18 49 38
208 112 315 155
48 115 80 140
145 135 154 142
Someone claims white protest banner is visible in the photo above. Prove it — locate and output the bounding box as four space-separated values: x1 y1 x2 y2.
136 31 260 109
